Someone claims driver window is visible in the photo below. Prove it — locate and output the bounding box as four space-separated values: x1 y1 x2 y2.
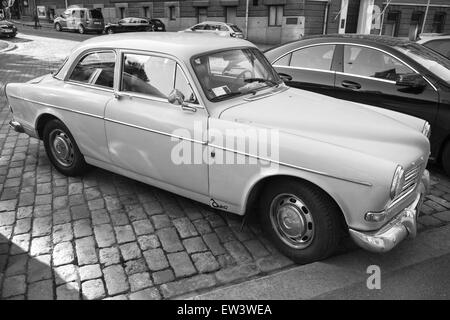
121 53 176 99
344 45 414 80
174 64 197 104
69 51 116 88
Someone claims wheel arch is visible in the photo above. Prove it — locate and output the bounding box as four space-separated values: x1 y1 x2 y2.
36 113 62 139
243 174 348 229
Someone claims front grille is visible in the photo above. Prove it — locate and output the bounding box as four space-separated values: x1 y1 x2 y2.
397 163 422 200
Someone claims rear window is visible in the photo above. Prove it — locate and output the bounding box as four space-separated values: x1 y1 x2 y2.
89 9 103 19
152 19 163 25
230 25 242 33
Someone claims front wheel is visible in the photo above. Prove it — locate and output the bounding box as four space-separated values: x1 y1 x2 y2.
106 28 114 34
43 119 89 176
260 179 343 264
442 141 450 176
55 23 62 31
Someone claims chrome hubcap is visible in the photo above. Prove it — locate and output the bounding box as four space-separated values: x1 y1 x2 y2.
270 194 314 249
49 129 74 167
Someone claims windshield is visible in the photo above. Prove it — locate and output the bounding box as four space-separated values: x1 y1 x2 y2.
192 48 281 102
89 9 103 19
395 43 450 83
230 25 242 33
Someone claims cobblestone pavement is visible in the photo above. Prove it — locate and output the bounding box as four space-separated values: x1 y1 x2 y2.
0 32 450 300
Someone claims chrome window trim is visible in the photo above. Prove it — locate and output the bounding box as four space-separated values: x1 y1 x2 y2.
117 49 207 111
335 71 396 84
208 143 373 187
272 42 438 91
272 65 336 74
65 49 118 90
104 117 208 145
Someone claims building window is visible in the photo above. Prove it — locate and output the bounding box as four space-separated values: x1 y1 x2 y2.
169 6 176 20
143 6 150 18
197 7 207 23
268 5 283 27
119 7 125 19
432 12 446 33
253 0 259 6
225 6 236 24
411 11 424 33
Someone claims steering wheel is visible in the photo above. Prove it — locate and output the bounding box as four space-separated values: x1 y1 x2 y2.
237 70 252 80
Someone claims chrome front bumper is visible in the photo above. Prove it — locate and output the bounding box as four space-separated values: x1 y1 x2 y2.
349 169 430 253
9 120 24 133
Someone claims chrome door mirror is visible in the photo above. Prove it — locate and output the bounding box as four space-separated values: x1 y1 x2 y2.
168 89 197 112
168 89 185 105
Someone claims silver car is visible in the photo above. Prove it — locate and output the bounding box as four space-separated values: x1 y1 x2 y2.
5 33 430 264
183 21 244 38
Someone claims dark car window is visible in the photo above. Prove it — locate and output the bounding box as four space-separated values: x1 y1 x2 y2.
151 19 163 26
89 9 103 19
290 45 335 71
422 39 450 59
175 64 197 104
69 51 116 88
273 53 291 66
396 43 450 83
192 24 205 31
121 53 176 99
344 45 413 81
230 25 242 33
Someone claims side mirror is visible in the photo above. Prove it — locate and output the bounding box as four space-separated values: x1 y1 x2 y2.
396 73 426 89
168 89 197 112
278 72 292 82
168 89 185 106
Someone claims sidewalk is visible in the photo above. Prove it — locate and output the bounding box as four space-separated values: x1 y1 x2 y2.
190 224 450 299
12 18 54 30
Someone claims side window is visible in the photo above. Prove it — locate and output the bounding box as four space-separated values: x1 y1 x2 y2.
80 10 85 19
121 53 176 99
175 64 197 104
192 24 204 30
344 45 414 80
290 45 335 70
424 40 450 59
69 51 116 88
274 53 291 66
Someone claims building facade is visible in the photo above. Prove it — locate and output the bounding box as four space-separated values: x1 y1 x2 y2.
4 0 450 44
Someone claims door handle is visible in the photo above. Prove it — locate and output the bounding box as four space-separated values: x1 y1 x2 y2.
181 104 197 113
341 80 361 90
114 91 132 100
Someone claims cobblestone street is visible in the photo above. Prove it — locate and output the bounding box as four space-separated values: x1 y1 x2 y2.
1 30 450 300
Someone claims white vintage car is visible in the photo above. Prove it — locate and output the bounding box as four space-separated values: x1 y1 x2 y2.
5 33 431 264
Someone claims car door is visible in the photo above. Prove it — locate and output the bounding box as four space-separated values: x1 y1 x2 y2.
60 50 117 164
104 51 209 196
333 44 439 132
272 44 337 96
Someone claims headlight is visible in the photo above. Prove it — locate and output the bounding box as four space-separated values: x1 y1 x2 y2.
422 121 431 139
390 165 405 200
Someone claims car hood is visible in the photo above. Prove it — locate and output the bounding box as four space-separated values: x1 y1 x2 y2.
0 20 14 27
218 87 429 164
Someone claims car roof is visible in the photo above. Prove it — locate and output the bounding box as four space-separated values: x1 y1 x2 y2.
198 21 228 26
418 34 450 43
75 32 254 62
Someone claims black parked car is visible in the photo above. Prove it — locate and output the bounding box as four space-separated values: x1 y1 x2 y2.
265 34 450 175
0 20 17 38
149 19 165 32
104 17 154 34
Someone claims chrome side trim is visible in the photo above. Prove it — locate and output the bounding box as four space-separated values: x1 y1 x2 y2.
335 71 396 84
104 117 208 145
208 143 373 187
272 65 336 74
7 95 104 120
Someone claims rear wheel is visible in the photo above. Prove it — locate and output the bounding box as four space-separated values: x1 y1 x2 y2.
106 28 114 34
260 179 343 264
43 119 89 176
442 141 450 176
55 23 62 31
78 24 85 34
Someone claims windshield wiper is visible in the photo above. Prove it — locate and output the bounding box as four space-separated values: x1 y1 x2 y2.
243 78 279 86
